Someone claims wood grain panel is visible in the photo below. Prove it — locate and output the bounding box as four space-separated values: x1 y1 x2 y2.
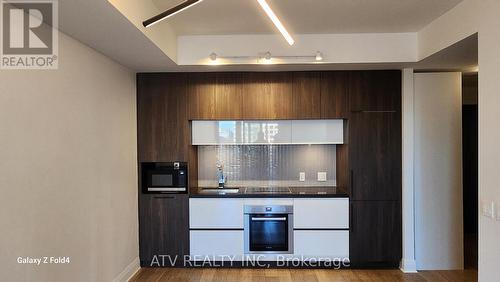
215 72 243 119
350 201 402 264
187 73 216 120
242 72 293 119
321 71 349 118
292 72 321 119
139 194 189 267
137 73 189 162
349 112 402 201
349 70 401 112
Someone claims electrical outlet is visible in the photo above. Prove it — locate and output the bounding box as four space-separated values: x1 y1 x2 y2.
481 200 495 218
317 172 327 182
299 172 305 182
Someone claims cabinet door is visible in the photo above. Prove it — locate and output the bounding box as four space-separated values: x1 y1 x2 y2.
350 112 401 201
242 72 293 119
294 230 349 259
187 73 217 120
137 74 189 162
320 71 349 118
294 198 349 229
291 120 344 144
190 231 244 259
139 194 189 266
349 70 401 112
215 73 243 119
292 72 321 119
349 201 401 264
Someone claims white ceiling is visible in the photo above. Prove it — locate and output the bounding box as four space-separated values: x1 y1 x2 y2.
152 0 463 35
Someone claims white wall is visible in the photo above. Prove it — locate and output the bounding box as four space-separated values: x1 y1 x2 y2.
0 31 138 281
414 73 463 270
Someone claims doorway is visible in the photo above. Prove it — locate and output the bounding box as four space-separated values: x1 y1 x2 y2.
462 73 478 270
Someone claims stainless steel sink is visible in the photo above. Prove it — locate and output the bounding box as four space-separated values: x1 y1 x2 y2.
199 188 240 194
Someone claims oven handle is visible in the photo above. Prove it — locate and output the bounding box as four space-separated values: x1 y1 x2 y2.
251 217 287 221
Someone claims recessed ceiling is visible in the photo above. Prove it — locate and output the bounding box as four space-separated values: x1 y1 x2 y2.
152 0 463 35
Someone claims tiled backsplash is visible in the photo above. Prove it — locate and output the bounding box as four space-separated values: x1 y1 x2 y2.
197 145 336 187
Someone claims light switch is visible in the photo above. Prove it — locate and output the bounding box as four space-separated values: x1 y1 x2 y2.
317 172 327 182
299 172 305 182
481 200 495 219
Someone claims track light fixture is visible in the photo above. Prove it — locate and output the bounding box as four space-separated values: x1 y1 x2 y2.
143 0 203 28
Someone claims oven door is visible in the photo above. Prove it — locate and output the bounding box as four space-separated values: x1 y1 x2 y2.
245 214 293 254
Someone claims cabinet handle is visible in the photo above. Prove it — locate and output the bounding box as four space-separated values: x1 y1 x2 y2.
153 196 175 199
350 170 354 198
350 203 355 233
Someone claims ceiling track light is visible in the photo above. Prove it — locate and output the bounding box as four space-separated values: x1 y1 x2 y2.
207 51 323 64
256 0 295 46
143 0 203 28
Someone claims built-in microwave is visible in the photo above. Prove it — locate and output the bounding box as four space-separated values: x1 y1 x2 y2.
141 162 188 193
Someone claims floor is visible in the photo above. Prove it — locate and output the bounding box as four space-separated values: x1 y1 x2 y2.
130 268 477 282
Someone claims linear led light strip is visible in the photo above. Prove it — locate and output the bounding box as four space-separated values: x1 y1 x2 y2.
143 0 203 28
257 0 295 45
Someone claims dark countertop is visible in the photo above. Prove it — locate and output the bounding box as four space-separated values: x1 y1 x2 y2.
189 186 349 198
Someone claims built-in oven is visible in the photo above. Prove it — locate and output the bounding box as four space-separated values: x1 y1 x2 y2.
244 205 293 254
141 162 187 193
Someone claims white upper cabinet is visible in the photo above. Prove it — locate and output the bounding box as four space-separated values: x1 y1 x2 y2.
191 120 343 145
291 120 344 144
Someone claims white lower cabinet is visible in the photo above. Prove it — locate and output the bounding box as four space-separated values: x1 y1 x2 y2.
294 198 349 229
190 230 244 260
189 198 244 228
294 230 349 260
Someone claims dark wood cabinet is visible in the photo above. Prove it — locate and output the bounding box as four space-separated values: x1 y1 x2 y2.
349 201 402 265
349 112 402 201
320 72 349 118
349 70 401 112
137 73 189 162
139 194 189 267
292 72 321 119
242 72 293 119
187 73 217 120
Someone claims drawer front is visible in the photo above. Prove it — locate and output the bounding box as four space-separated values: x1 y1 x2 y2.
190 230 244 259
294 198 349 228
294 230 349 259
189 198 244 228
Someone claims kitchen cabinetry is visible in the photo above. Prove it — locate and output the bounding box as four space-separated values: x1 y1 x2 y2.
137 73 189 162
187 73 217 120
139 194 189 267
294 230 349 259
189 198 244 228
348 70 402 267
191 120 344 145
242 72 293 119
320 72 349 118
294 198 349 229
190 231 244 259
292 72 321 119
349 112 401 201
349 201 401 264
349 70 401 112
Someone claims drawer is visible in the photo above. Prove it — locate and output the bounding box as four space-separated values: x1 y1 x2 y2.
294 230 349 259
190 230 244 260
294 198 349 228
189 198 244 228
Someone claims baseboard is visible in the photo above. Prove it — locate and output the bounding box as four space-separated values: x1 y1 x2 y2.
399 259 417 273
113 257 140 282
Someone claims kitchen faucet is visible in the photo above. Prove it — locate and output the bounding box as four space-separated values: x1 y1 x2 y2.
216 161 225 188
